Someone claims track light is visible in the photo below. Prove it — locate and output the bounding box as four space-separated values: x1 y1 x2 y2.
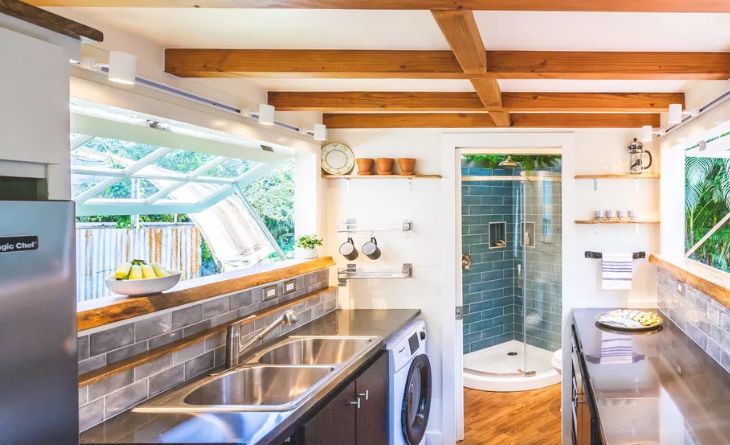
107 51 136 86
640 125 654 142
258 104 275 125
313 124 327 141
668 103 683 125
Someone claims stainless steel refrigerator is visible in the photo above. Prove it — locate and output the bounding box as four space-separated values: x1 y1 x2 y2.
0 201 78 444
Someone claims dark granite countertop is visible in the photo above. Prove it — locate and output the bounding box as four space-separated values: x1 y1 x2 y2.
81 309 421 445
573 309 730 445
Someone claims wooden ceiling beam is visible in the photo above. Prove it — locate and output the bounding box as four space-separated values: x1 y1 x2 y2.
487 50 730 80
501 92 685 112
268 91 684 112
268 91 485 111
27 0 730 13
166 49 730 80
431 9 507 125
165 49 466 79
323 113 660 129
0 0 102 41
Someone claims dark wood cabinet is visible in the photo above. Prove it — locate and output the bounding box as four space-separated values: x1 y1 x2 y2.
301 380 358 445
355 351 389 445
299 350 388 445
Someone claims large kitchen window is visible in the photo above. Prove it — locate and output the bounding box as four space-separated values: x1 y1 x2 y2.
684 128 730 272
71 102 295 302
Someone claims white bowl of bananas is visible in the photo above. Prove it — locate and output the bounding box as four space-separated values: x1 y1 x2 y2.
105 260 181 297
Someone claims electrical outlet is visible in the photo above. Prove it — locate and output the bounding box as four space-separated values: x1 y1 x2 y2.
262 284 278 301
283 279 296 295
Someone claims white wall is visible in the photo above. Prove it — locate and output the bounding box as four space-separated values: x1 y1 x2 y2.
325 127 660 445
0 17 78 200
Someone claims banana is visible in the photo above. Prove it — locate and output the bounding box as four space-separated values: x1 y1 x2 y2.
141 265 156 279
128 265 143 280
151 263 168 278
115 262 132 280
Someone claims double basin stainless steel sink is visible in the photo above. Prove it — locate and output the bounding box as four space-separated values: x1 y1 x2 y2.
134 336 378 413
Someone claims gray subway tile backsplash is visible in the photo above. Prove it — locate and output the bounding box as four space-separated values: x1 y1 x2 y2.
134 313 172 341
104 380 148 419
106 341 148 364
202 298 230 319
78 335 90 361
171 305 203 329
89 369 133 400
172 341 205 365
90 324 134 356
133 355 172 380
183 350 215 379
148 364 185 397
79 398 104 432
78 270 335 433
657 269 730 374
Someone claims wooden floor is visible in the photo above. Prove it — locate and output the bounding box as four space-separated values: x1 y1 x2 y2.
461 384 562 445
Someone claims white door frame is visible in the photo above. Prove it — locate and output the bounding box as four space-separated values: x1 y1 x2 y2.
440 132 576 445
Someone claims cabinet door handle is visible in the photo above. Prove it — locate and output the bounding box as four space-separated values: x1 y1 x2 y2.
348 398 361 409
357 390 369 401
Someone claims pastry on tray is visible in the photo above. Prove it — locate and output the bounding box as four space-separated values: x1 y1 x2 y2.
596 309 663 330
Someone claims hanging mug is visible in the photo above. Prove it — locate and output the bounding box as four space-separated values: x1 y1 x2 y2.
362 237 381 260
339 237 358 260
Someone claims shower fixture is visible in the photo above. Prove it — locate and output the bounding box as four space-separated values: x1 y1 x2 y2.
498 156 521 168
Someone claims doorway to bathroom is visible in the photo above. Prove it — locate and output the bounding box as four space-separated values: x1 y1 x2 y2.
459 150 563 393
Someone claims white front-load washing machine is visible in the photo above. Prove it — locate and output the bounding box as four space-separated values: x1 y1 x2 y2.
387 320 431 445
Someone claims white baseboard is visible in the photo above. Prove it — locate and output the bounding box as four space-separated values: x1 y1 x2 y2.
426 431 444 445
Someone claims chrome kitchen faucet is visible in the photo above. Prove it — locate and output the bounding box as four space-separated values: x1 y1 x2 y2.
223 310 299 371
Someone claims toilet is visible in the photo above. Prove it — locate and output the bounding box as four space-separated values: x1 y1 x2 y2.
551 349 563 375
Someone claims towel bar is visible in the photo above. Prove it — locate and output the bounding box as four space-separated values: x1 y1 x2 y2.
585 251 645 260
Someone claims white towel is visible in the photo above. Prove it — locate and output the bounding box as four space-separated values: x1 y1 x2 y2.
601 252 633 290
599 332 634 364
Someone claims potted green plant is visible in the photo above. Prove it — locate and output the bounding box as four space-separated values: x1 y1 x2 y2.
295 234 323 259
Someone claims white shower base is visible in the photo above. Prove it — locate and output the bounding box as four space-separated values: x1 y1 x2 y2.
464 340 561 392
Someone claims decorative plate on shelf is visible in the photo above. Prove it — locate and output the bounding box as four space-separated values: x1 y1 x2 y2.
596 309 663 332
321 143 355 175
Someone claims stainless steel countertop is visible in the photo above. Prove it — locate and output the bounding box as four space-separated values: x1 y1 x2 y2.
573 309 730 445
80 309 421 445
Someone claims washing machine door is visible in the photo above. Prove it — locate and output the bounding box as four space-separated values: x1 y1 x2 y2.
401 354 432 445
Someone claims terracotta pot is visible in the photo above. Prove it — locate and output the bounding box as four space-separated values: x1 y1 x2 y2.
376 158 395 175
398 158 417 175
356 158 375 175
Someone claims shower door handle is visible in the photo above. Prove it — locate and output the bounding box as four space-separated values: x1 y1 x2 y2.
462 254 472 271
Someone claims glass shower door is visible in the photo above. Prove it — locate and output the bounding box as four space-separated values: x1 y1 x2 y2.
517 171 563 376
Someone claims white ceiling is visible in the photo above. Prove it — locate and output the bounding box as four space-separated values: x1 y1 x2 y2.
52 8 730 95
53 9 730 51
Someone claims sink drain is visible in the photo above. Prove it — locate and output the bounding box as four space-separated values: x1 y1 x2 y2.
507 352 518 356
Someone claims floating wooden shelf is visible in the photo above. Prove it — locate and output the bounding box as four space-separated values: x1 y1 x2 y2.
323 174 442 179
575 173 659 180
575 219 660 225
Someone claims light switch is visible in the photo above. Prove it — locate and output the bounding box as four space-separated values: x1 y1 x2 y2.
262 284 278 301
283 279 296 295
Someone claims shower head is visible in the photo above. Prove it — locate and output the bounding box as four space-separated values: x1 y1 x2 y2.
498 156 521 168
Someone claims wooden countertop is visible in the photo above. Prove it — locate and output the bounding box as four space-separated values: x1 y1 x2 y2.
77 257 335 332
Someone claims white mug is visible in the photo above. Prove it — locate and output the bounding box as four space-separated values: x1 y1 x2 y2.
594 210 606 220
627 210 637 220
617 210 629 219
606 210 617 219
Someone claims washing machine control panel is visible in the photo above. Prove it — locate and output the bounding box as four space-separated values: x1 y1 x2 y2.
391 326 427 371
